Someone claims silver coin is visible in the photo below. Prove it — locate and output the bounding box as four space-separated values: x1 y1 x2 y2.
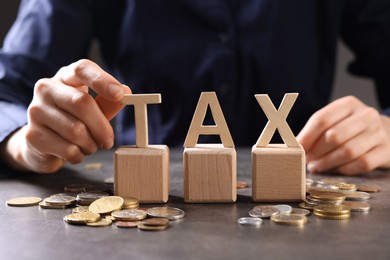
237 217 263 226
290 208 311 216
273 204 292 214
112 209 147 221
45 195 76 205
250 206 279 218
342 191 371 201
147 207 185 220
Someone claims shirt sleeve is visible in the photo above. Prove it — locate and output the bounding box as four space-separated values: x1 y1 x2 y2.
341 0 390 113
0 0 95 143
0 102 27 142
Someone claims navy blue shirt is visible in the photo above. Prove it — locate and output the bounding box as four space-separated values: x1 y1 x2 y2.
1 0 390 147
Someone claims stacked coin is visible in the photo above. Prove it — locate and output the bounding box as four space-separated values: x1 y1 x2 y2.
306 190 346 206
76 191 109 206
122 197 140 209
313 205 351 220
40 195 76 209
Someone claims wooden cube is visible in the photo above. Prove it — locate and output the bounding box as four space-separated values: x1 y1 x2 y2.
114 145 169 203
184 144 236 203
252 144 305 202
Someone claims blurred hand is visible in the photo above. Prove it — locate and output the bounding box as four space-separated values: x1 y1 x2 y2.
297 96 390 175
1 59 131 173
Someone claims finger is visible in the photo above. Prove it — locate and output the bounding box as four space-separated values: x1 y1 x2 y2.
297 96 362 152
336 146 388 175
54 59 124 102
26 125 85 165
28 103 98 155
35 79 114 149
305 111 367 161
96 84 132 120
307 130 379 173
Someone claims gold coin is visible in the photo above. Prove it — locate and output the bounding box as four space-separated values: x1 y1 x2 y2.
306 196 343 206
334 183 357 191
72 206 90 213
141 218 170 227
84 162 103 170
270 214 307 226
39 200 67 209
236 181 249 189
138 223 169 231
122 197 139 209
357 185 380 193
290 208 311 216
115 221 140 228
64 211 101 224
105 215 116 221
314 212 350 220
111 209 147 221
86 218 112 227
299 201 315 210
309 190 345 201
6 197 42 207
342 201 371 212
89 196 124 214
64 183 94 193
314 205 350 216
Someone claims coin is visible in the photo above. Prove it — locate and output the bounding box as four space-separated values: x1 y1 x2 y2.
64 183 94 193
39 200 68 209
45 195 76 206
250 206 279 218
141 218 170 227
147 207 185 220
116 221 140 228
111 209 147 221
309 190 345 201
334 183 357 191
84 162 103 170
138 223 169 231
122 197 139 209
72 206 90 213
314 205 350 216
342 201 371 212
273 204 292 214
271 214 307 225
357 185 380 193
89 196 124 214
76 192 109 206
6 197 42 207
86 218 112 227
306 196 343 206
237 217 263 226
299 201 315 210
342 191 370 201
64 211 100 224
314 212 350 220
290 208 311 216
236 181 249 189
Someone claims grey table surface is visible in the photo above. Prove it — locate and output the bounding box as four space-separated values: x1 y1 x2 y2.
0 148 389 260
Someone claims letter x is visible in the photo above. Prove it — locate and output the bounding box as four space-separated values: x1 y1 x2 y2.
255 93 299 147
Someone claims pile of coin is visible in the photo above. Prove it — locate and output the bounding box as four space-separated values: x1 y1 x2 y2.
302 178 377 220
239 204 309 226
6 182 185 232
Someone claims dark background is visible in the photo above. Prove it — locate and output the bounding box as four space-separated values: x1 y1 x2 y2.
0 0 379 108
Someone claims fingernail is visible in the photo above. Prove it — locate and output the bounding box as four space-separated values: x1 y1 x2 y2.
108 84 124 98
307 161 318 173
103 138 114 149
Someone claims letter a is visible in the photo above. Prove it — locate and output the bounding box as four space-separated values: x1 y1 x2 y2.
184 92 234 148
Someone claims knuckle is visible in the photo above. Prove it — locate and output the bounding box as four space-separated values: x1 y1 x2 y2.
340 145 356 160
324 129 342 146
27 104 44 121
34 78 52 95
356 157 374 173
70 92 93 109
343 95 359 105
363 107 379 119
309 113 327 130
64 145 84 164
69 121 88 139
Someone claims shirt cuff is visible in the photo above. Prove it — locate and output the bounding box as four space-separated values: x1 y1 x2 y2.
0 101 27 143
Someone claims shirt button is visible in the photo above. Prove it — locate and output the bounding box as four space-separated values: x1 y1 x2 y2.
218 33 229 44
